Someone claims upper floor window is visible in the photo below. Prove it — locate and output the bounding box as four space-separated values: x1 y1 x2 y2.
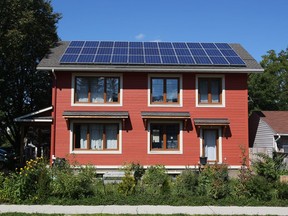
151 77 179 104
75 76 120 104
196 75 225 107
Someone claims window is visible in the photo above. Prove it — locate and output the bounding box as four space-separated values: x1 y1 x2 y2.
150 123 179 151
73 123 119 150
198 77 222 104
202 129 219 162
151 78 179 104
75 76 120 104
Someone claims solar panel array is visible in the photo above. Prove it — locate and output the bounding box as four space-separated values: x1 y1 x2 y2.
60 41 246 66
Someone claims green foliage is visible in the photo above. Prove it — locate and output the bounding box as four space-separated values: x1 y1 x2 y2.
0 157 51 203
0 0 60 148
249 49 288 112
253 153 286 182
276 182 288 200
197 164 229 199
141 165 171 195
172 168 198 197
51 161 97 199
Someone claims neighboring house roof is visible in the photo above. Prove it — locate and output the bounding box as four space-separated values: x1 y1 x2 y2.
14 106 53 123
37 41 263 73
259 111 288 135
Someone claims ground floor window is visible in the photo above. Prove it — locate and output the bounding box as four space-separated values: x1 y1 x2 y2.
73 123 119 150
201 128 220 162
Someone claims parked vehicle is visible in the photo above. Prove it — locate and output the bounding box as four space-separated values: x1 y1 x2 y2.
0 147 17 170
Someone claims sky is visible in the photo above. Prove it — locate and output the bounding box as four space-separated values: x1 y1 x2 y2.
51 0 288 62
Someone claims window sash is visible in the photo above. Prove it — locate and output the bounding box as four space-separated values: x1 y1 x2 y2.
150 123 179 150
75 76 120 104
73 123 119 150
198 78 222 104
151 78 179 104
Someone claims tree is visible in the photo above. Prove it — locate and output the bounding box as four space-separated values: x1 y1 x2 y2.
0 0 61 150
248 49 288 112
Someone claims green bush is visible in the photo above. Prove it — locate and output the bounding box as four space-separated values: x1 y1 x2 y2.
141 165 170 195
0 157 51 203
172 168 198 197
197 164 229 199
245 175 275 201
276 182 288 199
51 162 97 199
253 153 287 182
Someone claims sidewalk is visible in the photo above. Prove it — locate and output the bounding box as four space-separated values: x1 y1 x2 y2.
1 205 288 215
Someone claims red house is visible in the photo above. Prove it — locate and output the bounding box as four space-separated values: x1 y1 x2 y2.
37 41 263 173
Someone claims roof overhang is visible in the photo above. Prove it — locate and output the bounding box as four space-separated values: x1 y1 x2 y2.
141 111 190 119
14 106 53 123
63 111 129 119
37 66 263 74
194 118 230 126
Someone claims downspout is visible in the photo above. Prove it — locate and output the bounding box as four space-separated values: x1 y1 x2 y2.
274 134 281 152
51 68 57 164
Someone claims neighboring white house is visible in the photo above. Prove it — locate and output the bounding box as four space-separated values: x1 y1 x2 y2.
249 111 288 163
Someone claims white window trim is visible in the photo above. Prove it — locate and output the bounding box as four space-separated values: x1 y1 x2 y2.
71 73 123 107
148 74 183 107
147 120 183 155
196 74 225 108
69 119 122 154
199 127 222 163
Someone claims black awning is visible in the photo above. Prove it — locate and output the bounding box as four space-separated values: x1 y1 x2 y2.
141 111 190 119
63 111 129 119
194 118 230 126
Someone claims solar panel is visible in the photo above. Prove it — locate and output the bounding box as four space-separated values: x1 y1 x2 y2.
60 41 246 66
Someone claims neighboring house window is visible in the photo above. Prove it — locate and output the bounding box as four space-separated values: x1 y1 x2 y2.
202 129 219 162
150 123 180 151
75 76 120 104
73 123 119 150
151 77 179 104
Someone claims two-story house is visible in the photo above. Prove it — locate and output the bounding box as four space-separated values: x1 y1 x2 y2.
37 41 263 173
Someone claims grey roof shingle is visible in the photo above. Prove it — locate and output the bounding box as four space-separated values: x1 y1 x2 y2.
37 41 263 73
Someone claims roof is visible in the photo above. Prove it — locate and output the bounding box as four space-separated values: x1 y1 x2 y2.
255 111 288 134
141 111 190 119
37 41 263 73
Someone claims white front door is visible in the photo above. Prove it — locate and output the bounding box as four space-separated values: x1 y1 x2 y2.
203 129 218 161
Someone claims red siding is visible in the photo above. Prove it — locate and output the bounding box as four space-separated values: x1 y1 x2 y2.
52 72 248 167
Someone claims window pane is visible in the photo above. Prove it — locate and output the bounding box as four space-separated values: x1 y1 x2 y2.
152 78 164 102
80 124 88 149
199 79 208 103
204 130 217 161
151 125 163 149
76 77 89 102
90 124 103 150
106 78 119 102
211 79 220 103
166 124 179 149
166 79 178 102
91 77 104 103
106 124 118 149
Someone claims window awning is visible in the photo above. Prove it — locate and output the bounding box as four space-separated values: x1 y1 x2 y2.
63 111 129 119
141 111 190 119
194 118 230 126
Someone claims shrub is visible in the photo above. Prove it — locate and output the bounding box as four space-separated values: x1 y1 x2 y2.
0 157 51 203
197 163 229 199
276 182 288 199
51 162 97 199
172 168 198 197
141 165 170 195
252 152 287 182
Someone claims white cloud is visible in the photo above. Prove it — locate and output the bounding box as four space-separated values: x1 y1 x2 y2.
135 33 145 40
150 39 162 42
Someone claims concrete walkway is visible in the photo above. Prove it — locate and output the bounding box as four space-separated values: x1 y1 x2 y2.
0 205 288 215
